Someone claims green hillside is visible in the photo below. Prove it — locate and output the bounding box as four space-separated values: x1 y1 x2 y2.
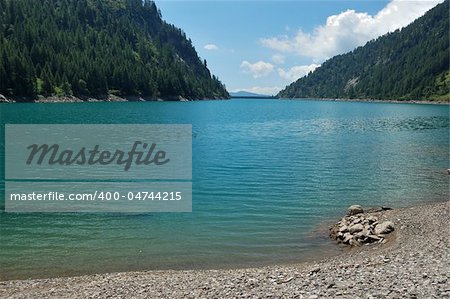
0 0 229 101
278 0 449 102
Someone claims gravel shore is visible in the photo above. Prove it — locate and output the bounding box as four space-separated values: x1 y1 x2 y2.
1 201 448 299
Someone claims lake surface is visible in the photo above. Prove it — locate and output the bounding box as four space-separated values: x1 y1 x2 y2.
0 99 448 280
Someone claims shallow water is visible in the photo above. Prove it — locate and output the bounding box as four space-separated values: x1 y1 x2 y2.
0 99 448 280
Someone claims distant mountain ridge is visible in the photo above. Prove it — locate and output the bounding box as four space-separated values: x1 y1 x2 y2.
0 0 229 101
230 91 271 97
278 0 449 102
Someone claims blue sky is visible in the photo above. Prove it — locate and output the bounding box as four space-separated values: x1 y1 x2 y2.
156 1 442 95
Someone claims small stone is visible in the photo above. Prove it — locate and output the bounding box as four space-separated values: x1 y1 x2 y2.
366 235 381 242
347 205 364 215
352 218 362 224
367 216 378 224
343 233 353 244
338 225 349 233
349 239 361 246
374 221 395 235
349 223 364 233
354 231 365 239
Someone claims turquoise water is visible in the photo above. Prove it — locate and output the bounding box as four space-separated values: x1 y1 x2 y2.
0 99 448 280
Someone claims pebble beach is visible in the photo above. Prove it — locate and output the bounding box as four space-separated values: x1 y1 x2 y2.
1 201 449 299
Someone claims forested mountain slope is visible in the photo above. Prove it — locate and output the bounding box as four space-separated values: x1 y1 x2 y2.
278 0 449 102
0 0 229 101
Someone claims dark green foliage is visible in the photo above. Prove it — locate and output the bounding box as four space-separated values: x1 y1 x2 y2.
278 1 449 101
0 0 229 101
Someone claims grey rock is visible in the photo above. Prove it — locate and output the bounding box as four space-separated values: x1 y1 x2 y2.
349 239 361 246
352 218 362 224
343 233 354 244
367 216 378 224
0 94 9 102
374 221 395 235
310 267 321 274
349 223 364 233
338 225 349 233
366 235 381 242
347 205 364 215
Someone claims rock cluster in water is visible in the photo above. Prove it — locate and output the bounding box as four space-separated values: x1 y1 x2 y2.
329 205 395 246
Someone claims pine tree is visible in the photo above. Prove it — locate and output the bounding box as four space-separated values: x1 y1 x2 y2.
0 0 229 101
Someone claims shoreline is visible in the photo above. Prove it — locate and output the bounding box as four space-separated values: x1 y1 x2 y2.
1 94 448 104
279 97 450 105
0 94 230 103
1 201 448 298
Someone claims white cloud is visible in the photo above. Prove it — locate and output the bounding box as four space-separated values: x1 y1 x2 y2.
278 64 320 81
204 44 219 51
240 60 274 78
271 54 285 64
261 0 443 61
235 86 282 96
